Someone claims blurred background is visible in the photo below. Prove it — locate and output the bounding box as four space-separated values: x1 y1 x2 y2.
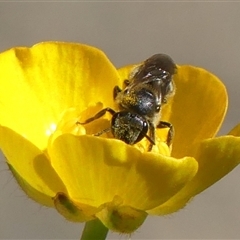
0 2 240 239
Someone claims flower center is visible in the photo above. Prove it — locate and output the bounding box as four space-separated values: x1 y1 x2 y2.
48 103 171 156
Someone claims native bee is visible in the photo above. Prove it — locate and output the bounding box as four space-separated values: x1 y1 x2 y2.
78 54 176 151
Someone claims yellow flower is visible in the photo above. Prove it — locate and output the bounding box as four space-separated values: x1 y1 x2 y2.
0 42 239 234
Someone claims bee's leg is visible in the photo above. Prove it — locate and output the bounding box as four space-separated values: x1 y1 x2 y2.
94 127 111 137
113 80 130 99
147 123 156 152
77 107 116 125
124 79 130 86
156 121 174 146
113 86 122 99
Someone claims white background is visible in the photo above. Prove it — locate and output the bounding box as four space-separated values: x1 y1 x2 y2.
0 2 240 239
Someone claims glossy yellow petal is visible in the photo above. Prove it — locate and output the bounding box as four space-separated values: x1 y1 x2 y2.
8 164 54 207
0 42 120 149
0 126 66 205
118 65 228 158
169 66 228 157
149 136 240 215
49 134 198 211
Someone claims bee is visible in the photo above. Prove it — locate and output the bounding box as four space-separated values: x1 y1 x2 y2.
78 54 176 151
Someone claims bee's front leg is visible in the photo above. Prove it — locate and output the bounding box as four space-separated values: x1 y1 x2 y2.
113 86 122 99
113 79 131 99
147 123 156 152
77 107 116 125
157 121 174 146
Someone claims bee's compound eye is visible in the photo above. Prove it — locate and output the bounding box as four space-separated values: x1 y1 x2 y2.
111 112 148 145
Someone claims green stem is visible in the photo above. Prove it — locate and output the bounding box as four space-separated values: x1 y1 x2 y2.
80 219 109 240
